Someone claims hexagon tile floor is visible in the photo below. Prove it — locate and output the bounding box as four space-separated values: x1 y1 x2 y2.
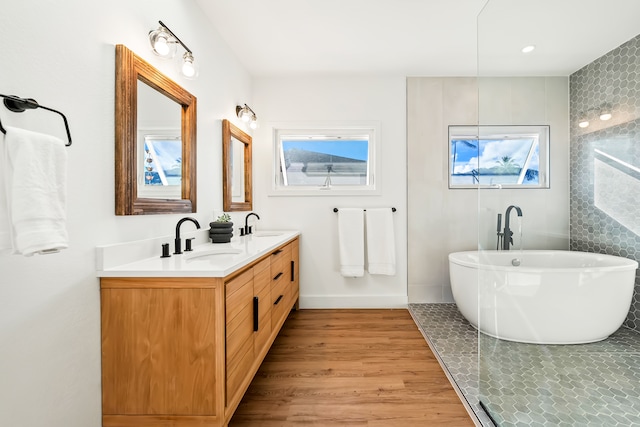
408 303 640 427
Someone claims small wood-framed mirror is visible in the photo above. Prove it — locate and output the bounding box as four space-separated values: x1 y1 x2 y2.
115 44 197 215
222 119 252 211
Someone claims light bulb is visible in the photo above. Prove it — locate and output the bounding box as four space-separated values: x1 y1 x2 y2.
149 28 176 58
240 109 251 122
249 118 258 129
180 52 198 79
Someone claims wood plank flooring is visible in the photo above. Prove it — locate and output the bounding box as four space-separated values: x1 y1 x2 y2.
230 309 474 426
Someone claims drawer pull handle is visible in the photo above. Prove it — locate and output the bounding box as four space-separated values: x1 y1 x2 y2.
272 249 283 255
274 295 283 305
273 272 283 280
253 296 259 332
291 260 295 281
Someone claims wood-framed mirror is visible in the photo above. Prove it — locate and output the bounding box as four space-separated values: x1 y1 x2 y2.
115 44 197 215
222 119 252 211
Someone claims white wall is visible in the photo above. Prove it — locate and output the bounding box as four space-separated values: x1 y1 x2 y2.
407 77 570 303
252 76 408 308
0 2 252 426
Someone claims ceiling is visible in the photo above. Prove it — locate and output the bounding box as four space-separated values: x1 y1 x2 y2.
197 0 640 78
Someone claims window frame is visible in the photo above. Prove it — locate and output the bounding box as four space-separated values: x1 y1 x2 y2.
271 122 381 196
448 124 550 189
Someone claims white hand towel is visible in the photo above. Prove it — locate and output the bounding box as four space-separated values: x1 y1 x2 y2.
3 126 68 256
337 208 364 277
365 208 396 275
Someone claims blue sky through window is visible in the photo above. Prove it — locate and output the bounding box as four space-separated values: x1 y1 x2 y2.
283 140 368 161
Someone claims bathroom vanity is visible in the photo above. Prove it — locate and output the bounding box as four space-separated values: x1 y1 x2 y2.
97 232 300 427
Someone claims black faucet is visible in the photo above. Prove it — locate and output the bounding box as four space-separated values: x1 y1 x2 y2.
175 217 201 254
502 205 523 250
243 212 260 235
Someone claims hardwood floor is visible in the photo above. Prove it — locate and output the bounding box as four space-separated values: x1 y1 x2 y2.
230 309 475 426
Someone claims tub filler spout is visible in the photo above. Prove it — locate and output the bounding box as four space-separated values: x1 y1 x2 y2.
502 205 522 251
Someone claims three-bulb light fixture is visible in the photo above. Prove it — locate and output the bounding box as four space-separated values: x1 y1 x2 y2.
148 20 198 79
236 104 258 129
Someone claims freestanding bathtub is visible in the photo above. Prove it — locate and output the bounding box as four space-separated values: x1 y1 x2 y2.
449 250 638 344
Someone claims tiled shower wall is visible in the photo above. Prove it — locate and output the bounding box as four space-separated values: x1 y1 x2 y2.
570 33 640 331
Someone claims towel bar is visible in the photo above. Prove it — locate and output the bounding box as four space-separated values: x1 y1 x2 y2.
333 207 396 212
0 93 72 146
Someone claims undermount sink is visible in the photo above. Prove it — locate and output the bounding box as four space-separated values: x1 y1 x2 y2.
183 248 242 261
253 231 283 237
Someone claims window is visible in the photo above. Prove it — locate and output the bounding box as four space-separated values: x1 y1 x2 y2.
448 125 550 189
273 125 379 195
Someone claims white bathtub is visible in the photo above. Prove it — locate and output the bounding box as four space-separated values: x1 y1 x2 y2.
449 250 638 344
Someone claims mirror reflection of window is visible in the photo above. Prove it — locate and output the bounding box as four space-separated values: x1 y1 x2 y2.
136 80 182 199
231 135 245 202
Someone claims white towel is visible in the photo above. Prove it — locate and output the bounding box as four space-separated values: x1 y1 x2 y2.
337 208 364 277
1 126 68 256
365 208 396 275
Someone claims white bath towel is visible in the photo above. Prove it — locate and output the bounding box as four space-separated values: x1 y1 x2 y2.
365 208 396 275
2 126 68 256
337 208 364 277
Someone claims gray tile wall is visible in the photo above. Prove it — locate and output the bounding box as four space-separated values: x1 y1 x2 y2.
570 34 640 331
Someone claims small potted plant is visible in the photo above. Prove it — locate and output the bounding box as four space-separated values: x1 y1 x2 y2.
209 214 234 243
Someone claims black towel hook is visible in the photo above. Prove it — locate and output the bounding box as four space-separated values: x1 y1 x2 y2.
0 93 72 146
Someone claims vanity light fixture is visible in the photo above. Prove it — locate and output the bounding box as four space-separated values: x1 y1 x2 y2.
236 104 258 129
149 20 198 79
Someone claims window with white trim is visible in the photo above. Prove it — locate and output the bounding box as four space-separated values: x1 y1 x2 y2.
273 125 379 195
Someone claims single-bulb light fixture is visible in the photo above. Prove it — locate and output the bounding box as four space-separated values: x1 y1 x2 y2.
521 45 536 53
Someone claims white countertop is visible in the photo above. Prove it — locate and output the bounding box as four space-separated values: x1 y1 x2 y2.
96 230 300 278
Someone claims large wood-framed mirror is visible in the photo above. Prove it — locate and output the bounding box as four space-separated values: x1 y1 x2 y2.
222 119 252 211
115 44 197 215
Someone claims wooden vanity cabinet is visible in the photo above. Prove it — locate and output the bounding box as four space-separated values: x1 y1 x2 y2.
100 236 299 427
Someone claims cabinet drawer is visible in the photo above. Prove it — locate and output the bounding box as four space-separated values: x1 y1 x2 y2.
270 246 291 280
271 279 290 329
226 275 253 323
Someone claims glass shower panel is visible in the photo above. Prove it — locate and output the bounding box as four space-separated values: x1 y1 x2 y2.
477 1 572 425
477 1 640 426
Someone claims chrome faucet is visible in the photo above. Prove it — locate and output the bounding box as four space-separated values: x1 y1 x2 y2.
175 217 201 254
502 205 523 251
243 212 260 235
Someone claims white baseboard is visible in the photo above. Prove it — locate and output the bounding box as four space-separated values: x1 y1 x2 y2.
299 295 408 309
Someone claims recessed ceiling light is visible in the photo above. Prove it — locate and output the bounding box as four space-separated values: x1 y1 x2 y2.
521 45 536 53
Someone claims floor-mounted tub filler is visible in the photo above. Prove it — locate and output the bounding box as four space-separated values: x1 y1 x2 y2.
449 250 638 344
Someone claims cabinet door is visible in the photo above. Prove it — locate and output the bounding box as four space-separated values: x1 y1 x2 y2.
225 268 254 403
101 284 218 416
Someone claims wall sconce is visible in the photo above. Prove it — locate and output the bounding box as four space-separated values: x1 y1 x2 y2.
236 104 258 129
578 114 590 128
148 20 198 79
577 104 614 128
599 106 612 121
